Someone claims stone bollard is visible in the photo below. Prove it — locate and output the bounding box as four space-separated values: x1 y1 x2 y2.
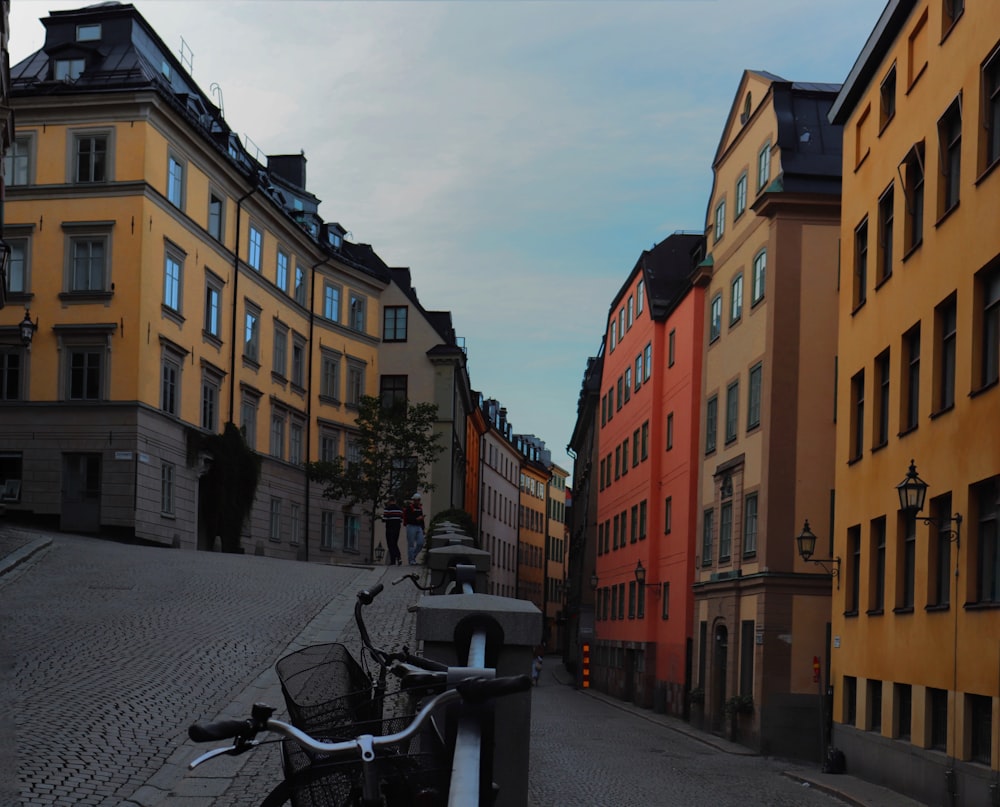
427 542 490 593
415 593 542 807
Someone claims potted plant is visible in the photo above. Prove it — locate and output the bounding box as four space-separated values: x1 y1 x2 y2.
687 687 705 729
724 694 754 740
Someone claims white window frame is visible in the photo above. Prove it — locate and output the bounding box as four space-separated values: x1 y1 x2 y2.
167 153 185 208
248 225 263 271
752 250 767 304
324 282 342 322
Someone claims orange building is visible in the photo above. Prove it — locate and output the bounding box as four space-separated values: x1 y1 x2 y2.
829 2 1000 803
692 71 842 758
592 232 704 712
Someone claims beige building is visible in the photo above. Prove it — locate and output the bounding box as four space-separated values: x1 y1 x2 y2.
692 70 842 758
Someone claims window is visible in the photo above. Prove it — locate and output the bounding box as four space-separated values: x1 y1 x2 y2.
730 274 743 324
907 8 928 88
709 293 722 341
929 688 948 750
664 496 672 534
637 280 644 314
614 445 621 480
855 104 872 167
975 477 1000 604
320 351 340 400
347 361 365 406
616 377 623 411
843 677 858 726
634 355 642 391
899 516 915 610
668 330 676 366
163 248 183 314
854 218 868 309
751 250 766 304
276 251 289 294
273 323 288 379
74 132 108 182
6 237 29 294
870 516 886 613
320 429 340 463
850 369 865 461
160 343 185 416
935 296 956 412
624 368 631 402
978 264 1000 388
208 192 224 241
240 392 259 449
268 497 282 541
875 349 890 448
68 349 103 400
291 337 305 388
743 363 762 430
4 135 32 186
744 494 758 556
380 375 408 408
628 581 636 619
666 413 674 451
324 282 341 322
943 0 964 31
627 296 634 328
639 500 647 540
632 430 640 466
294 266 306 306
161 463 174 515
610 320 616 352
167 154 184 208
321 511 336 550
902 325 920 432
344 514 360 552
641 421 649 459
612 514 620 549
895 684 912 741
643 343 652 381
619 308 626 341
201 367 222 431
248 225 262 271
270 411 286 459
930 493 953 607
725 381 739 444
719 502 732 561
757 142 771 191
349 292 366 332
846 525 861 614
630 504 638 543
0 348 23 401
869 680 883 733
204 276 222 339
938 100 962 217
705 395 718 454
68 236 108 292
983 46 1000 170
244 305 260 363
735 173 747 218
77 22 101 41
55 58 86 82
879 65 896 129
383 306 408 341
970 694 992 765
702 509 714 566
902 143 925 252
877 186 894 284
714 200 726 242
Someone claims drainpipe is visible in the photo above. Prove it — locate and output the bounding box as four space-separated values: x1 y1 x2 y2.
302 256 332 563
227 186 256 425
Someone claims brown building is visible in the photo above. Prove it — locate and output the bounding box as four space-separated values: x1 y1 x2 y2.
692 71 842 759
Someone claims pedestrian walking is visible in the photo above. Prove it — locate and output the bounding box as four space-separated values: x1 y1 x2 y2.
404 493 425 565
381 497 403 565
532 654 542 686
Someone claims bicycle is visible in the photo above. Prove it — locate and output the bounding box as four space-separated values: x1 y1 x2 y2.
188 573 529 806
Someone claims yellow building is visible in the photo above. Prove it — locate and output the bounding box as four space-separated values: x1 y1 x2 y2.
829 2 1000 803
0 3 385 561
693 70 842 758
545 462 569 652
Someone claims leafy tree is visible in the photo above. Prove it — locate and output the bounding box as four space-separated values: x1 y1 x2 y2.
307 395 445 561
200 422 262 553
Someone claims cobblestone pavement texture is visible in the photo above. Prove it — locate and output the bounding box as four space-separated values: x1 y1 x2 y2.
2 525 927 807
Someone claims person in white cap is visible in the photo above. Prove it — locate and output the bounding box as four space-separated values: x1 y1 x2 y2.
403 493 425 564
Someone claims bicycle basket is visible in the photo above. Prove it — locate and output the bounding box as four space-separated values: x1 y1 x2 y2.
281 689 450 807
276 643 378 737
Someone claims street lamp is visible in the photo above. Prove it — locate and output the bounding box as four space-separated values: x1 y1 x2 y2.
634 559 661 597
373 542 386 564
795 519 841 588
896 459 962 546
19 307 38 348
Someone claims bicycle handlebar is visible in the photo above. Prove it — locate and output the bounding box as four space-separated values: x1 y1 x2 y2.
187 675 531 768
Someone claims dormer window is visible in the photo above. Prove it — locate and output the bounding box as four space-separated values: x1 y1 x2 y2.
328 231 342 249
54 58 85 82
76 23 101 42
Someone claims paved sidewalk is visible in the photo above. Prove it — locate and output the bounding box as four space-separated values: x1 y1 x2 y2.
549 662 927 807
0 523 53 578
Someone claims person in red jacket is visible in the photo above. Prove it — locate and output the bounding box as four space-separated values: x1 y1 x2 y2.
403 493 425 565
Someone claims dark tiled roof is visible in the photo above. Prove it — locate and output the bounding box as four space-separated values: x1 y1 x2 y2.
636 232 704 321
769 82 843 196
387 267 460 348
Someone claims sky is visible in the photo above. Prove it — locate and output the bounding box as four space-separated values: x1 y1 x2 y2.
9 0 883 483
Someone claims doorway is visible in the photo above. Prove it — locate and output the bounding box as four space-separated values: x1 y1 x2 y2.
713 624 728 731
61 453 101 533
